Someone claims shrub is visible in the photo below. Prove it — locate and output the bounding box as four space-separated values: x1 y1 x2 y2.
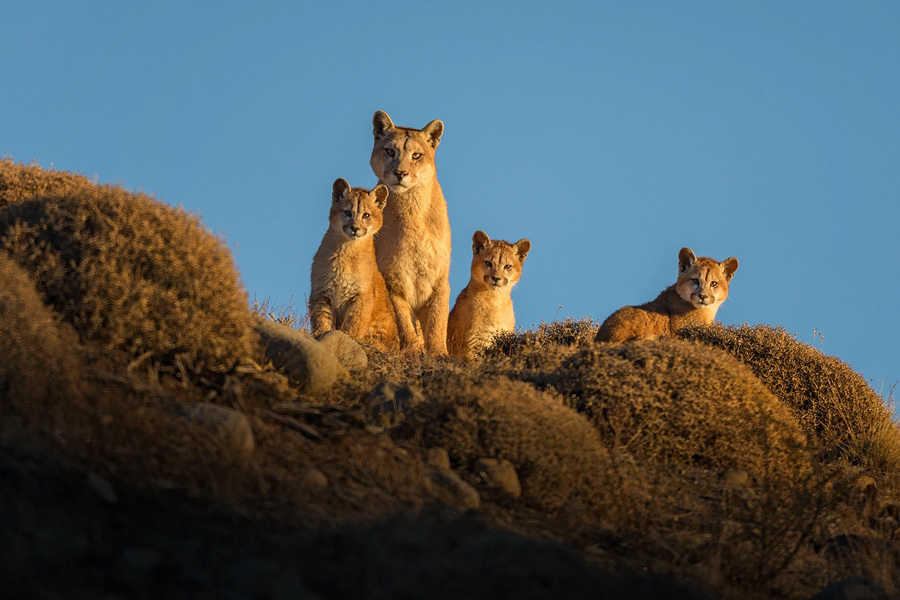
485 317 597 358
412 370 615 515
491 338 811 482
0 157 94 209
0 159 257 370
677 323 900 471
0 253 83 420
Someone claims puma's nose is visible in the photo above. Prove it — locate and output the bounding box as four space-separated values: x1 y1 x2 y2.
491 276 501 283
394 169 408 179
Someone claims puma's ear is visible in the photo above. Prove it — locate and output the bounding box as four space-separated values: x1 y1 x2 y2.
332 178 351 203
678 247 696 272
515 239 531 261
372 184 389 210
421 119 444 148
373 111 394 139
721 257 739 281
472 230 491 254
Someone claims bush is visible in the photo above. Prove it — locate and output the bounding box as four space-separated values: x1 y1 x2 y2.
0 253 83 421
0 159 257 370
485 317 597 358
678 323 900 471
491 338 810 482
412 370 615 515
0 157 94 210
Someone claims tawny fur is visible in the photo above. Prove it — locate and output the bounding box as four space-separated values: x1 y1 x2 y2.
370 110 451 355
595 247 739 344
448 231 531 360
309 178 399 351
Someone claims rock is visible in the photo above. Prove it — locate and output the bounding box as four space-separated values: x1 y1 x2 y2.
175 403 255 459
115 546 164 573
227 555 310 600
87 471 118 504
810 576 888 600
315 330 368 371
0 458 34 493
597 572 715 600
424 469 481 510
426 447 451 472
111 546 165 590
365 381 424 428
722 468 750 489
300 466 328 490
473 458 522 499
256 319 345 394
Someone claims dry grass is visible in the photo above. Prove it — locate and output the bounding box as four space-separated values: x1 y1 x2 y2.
0 253 85 439
0 157 95 209
252 295 310 331
486 316 597 357
0 159 258 371
412 370 618 516
678 323 900 472
488 337 811 483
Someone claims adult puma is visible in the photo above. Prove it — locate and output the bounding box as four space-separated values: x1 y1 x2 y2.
595 247 738 344
370 110 451 355
309 178 399 350
447 230 531 360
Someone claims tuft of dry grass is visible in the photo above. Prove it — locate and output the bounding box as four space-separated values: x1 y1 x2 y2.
489 338 811 482
0 159 258 371
0 157 95 209
485 317 598 358
677 323 900 472
252 295 310 331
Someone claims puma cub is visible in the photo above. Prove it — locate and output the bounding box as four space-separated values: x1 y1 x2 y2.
370 110 451 355
595 247 738 344
447 231 531 360
309 178 399 350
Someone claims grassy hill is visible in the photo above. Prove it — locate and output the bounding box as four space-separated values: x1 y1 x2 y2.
2 158 899 599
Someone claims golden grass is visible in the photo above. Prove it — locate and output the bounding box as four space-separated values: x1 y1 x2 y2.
0 158 258 371
488 337 811 482
678 323 900 472
486 316 598 357
412 370 618 516
0 253 84 437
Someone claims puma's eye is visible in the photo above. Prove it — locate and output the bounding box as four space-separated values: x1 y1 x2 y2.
384 148 395 157
483 261 492 268
503 264 512 270
710 281 718 287
343 210 352 217
691 278 700 286
412 152 423 160
362 213 370 219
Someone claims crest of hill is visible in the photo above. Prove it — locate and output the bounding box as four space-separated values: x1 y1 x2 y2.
677 323 900 472
412 371 619 517
487 338 811 482
0 158 257 371
487 317 598 357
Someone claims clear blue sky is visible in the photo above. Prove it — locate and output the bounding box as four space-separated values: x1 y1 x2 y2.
3 2 898 404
